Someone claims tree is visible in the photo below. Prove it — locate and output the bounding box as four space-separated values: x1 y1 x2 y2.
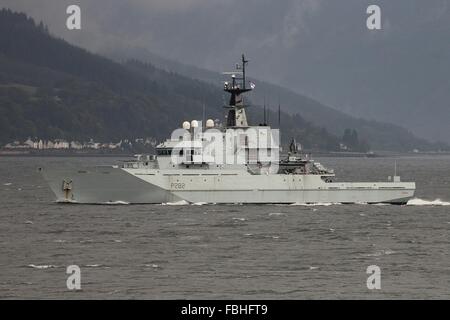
342 128 369 152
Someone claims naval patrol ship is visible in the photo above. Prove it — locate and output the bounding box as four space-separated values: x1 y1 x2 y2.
41 55 415 204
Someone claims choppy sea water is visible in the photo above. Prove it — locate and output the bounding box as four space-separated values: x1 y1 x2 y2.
0 155 449 299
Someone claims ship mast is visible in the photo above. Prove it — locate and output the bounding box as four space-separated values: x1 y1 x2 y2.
223 54 253 128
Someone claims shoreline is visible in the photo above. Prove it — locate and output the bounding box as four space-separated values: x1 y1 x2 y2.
0 150 135 157
1 150 450 158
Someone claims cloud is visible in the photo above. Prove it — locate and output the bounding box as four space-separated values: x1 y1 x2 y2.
129 0 217 12
282 0 321 47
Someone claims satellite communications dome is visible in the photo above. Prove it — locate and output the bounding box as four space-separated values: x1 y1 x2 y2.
206 119 214 128
182 121 190 130
191 120 199 128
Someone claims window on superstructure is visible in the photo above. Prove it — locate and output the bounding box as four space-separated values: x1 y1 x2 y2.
157 149 173 156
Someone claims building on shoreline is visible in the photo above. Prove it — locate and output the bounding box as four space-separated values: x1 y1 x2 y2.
2 137 158 153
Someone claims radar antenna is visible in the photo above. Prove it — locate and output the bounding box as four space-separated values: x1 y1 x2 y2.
222 54 253 128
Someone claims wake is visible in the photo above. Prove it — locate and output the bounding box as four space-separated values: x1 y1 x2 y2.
407 198 450 206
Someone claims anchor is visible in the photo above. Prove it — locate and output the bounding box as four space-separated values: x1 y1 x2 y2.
62 179 73 201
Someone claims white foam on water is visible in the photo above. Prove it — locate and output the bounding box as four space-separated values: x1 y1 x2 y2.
407 198 450 206
104 201 130 205
232 217 247 221
289 202 414 206
162 200 190 206
85 264 102 268
365 251 383 257
290 202 338 207
107 290 121 295
27 264 58 269
24 220 33 225
192 202 208 206
3 183 12 186
268 212 285 216
56 199 79 204
366 249 396 257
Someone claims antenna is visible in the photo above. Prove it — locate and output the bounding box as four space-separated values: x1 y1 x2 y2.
222 54 252 128
202 99 206 130
242 54 248 90
278 101 281 129
263 96 266 125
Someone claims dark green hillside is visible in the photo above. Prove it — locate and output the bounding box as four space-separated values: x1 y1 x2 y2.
111 46 448 151
0 9 446 152
0 9 343 151
125 60 342 151
0 9 216 143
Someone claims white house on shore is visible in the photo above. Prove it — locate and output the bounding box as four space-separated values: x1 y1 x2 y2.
3 137 155 151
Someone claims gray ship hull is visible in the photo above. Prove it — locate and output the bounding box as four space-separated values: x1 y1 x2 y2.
39 55 416 206
41 166 415 205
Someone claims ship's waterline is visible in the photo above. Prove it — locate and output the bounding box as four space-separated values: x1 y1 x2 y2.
42 165 414 205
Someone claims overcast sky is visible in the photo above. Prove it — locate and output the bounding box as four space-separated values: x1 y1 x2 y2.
4 1 448 73
2 0 450 142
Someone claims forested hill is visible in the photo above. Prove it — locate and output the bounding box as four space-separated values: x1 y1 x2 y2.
0 9 445 151
0 9 224 143
0 9 344 151
111 47 450 152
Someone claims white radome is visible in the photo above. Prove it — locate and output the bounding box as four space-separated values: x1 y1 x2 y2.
206 119 214 128
182 121 191 130
191 120 199 128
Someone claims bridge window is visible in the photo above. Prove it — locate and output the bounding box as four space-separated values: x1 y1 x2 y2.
157 149 173 156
